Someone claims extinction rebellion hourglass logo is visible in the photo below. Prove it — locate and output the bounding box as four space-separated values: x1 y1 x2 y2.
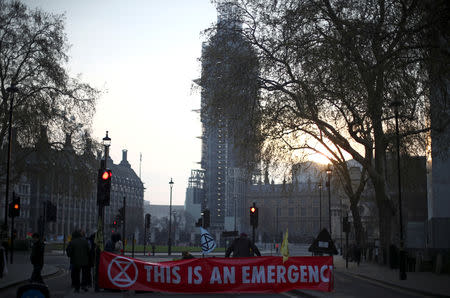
107 256 139 287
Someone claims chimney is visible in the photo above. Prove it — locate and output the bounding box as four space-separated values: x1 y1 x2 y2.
120 149 130 167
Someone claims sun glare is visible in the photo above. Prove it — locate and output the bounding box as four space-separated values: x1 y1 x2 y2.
308 153 332 165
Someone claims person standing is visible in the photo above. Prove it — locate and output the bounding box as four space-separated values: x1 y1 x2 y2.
113 233 123 254
225 233 261 257
85 233 96 289
66 230 90 293
29 233 45 283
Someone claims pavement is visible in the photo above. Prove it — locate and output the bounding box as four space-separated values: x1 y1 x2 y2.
1 251 450 297
0 252 59 289
296 256 450 297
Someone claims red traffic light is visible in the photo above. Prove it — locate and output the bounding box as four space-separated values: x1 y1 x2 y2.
113 220 117 225
250 207 256 213
101 170 112 180
14 203 19 210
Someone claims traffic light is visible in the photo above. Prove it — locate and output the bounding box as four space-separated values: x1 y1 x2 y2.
202 209 210 228
113 220 118 228
46 200 57 222
145 213 151 229
97 169 112 206
118 206 125 221
195 217 203 227
9 197 20 217
250 206 258 228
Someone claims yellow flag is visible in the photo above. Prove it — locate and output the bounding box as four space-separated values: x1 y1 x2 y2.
281 228 289 263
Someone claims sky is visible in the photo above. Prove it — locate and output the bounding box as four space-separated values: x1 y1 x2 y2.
27 0 218 205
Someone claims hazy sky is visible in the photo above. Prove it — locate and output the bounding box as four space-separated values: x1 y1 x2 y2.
27 0 218 205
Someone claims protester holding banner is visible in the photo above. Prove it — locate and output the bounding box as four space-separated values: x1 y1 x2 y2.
225 233 261 258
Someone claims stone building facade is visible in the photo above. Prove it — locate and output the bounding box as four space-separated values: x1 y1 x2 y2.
0 128 144 241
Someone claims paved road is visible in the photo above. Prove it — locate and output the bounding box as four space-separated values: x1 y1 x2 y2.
297 270 424 298
1 253 423 298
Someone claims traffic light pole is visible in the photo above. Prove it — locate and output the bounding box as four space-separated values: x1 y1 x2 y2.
122 196 126 256
143 224 147 256
10 209 14 264
95 132 111 292
9 193 16 264
252 225 255 245
168 179 173 256
251 202 257 244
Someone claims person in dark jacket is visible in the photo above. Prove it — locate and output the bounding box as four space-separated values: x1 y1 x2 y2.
225 233 261 257
29 232 45 283
66 230 90 293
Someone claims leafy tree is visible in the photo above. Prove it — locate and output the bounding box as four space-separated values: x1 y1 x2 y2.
210 0 448 262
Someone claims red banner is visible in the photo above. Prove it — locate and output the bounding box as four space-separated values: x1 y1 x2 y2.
99 252 334 293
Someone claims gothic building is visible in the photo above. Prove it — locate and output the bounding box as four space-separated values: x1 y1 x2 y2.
197 4 260 240
0 127 144 241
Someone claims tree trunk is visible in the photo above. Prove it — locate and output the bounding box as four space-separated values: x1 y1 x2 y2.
378 200 395 265
349 200 363 247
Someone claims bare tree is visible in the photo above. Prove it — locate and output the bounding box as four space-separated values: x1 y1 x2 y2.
209 0 449 262
0 1 98 154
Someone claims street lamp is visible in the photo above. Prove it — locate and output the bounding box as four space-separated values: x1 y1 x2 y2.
3 85 19 231
391 100 407 280
168 178 174 256
326 164 332 235
318 181 322 231
102 131 111 167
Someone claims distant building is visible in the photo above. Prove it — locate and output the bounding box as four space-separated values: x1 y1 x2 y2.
143 199 151 216
427 28 450 249
184 169 205 219
0 127 145 241
246 181 326 243
106 149 145 242
149 205 184 220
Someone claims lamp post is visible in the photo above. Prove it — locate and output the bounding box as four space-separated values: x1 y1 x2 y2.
326 164 332 236
234 196 237 232
168 178 174 256
391 100 407 280
3 85 18 232
318 181 322 231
